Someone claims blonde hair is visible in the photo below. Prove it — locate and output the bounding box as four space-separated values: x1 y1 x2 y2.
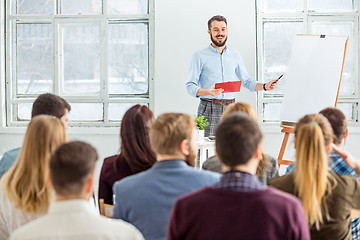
2 115 67 214
222 102 257 122
222 102 268 176
294 114 334 229
150 113 194 155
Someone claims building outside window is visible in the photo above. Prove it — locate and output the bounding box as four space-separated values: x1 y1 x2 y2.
257 0 358 124
3 0 154 127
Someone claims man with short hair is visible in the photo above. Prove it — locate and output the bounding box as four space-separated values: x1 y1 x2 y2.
168 113 310 240
186 15 278 137
9 141 144 240
286 107 360 240
0 93 71 178
112 113 220 240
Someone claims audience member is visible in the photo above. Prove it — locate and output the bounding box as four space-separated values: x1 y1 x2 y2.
285 107 360 239
112 113 220 240
98 105 156 205
9 141 144 240
0 93 71 178
202 102 278 183
168 113 309 240
0 115 67 239
270 114 360 240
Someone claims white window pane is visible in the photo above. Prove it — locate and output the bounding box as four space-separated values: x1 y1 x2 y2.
312 22 354 95
16 24 52 95
60 0 102 14
262 0 302 12
17 103 32 120
309 0 355 12
107 0 148 14
16 0 52 14
62 24 100 94
108 103 148 121
337 103 356 121
263 103 281 122
263 22 303 94
69 103 103 121
108 23 148 94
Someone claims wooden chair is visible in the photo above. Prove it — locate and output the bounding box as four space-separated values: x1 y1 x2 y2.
99 199 114 218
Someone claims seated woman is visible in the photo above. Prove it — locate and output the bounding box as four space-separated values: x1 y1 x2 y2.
269 114 360 240
98 105 156 205
202 102 278 184
0 115 68 239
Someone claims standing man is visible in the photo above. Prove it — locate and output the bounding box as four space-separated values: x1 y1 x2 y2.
186 15 278 136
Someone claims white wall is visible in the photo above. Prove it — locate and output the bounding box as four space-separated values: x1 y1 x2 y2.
1 0 360 189
154 0 257 116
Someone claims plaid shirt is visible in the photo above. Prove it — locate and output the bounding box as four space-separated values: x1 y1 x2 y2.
214 170 266 191
286 151 360 240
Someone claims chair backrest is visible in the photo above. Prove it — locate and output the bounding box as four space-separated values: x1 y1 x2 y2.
99 199 114 218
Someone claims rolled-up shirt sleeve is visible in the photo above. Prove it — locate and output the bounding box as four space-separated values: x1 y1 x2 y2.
235 57 257 92
186 53 202 98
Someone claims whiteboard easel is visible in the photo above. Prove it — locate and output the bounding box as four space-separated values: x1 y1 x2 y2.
277 34 348 167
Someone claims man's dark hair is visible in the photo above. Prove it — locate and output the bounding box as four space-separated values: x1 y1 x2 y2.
31 93 71 119
319 107 347 145
50 141 98 196
208 15 227 30
216 113 262 167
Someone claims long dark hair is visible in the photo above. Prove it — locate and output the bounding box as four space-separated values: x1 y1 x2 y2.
114 105 156 174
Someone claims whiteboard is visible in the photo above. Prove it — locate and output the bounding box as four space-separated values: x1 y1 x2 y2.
280 35 348 124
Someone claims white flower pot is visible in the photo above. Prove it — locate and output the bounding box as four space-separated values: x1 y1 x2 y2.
196 129 205 141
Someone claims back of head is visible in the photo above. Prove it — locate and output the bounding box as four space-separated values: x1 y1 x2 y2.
31 93 71 119
50 141 98 197
319 107 347 145
294 114 333 229
150 113 194 156
216 112 262 167
221 102 257 122
119 104 156 173
4 115 68 213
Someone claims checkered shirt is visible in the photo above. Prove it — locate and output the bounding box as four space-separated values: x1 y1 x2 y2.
214 170 266 191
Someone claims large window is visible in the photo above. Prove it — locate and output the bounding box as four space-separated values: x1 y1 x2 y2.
257 0 358 124
5 0 154 127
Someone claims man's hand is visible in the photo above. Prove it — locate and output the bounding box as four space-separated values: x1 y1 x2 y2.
265 79 278 90
209 87 224 96
331 143 360 179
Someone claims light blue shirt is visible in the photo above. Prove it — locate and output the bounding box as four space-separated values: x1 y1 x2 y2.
186 45 257 100
0 147 20 179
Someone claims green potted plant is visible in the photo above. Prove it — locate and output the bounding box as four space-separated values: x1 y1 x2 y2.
194 115 209 140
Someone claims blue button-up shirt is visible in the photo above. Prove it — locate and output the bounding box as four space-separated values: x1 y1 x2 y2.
186 45 257 100
0 147 20 178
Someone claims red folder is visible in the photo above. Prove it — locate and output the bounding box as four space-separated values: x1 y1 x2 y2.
215 81 241 93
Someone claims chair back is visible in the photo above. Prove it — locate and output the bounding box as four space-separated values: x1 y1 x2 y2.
99 199 114 218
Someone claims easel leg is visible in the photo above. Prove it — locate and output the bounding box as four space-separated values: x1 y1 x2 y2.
277 132 290 168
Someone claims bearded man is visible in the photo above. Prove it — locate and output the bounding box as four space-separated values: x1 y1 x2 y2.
186 15 278 137
112 113 220 240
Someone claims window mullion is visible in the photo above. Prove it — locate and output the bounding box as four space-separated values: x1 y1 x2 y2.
100 18 108 123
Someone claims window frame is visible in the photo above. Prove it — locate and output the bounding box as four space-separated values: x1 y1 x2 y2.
4 0 155 127
256 0 359 125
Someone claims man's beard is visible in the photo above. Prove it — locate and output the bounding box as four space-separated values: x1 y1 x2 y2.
185 145 197 167
211 34 227 47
